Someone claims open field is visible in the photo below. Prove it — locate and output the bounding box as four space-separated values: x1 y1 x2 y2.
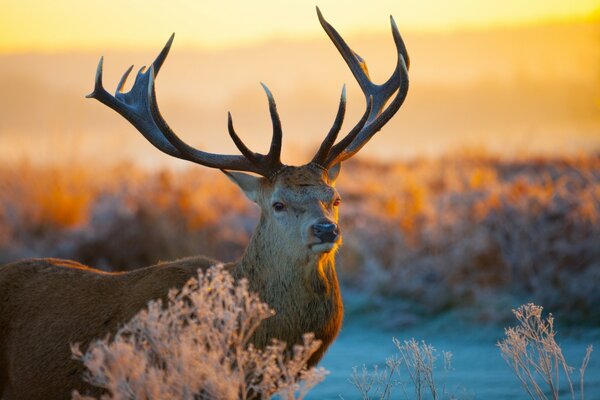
2 152 599 327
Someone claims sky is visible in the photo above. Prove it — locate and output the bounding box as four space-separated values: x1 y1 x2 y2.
1 0 598 52
0 0 598 165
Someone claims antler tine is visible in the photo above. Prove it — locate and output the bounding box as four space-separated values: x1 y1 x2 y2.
152 33 175 74
312 85 346 166
86 56 106 100
325 95 373 166
316 8 410 167
227 112 260 164
116 65 134 94
224 83 285 173
260 83 283 168
316 7 372 95
389 16 410 79
113 33 175 96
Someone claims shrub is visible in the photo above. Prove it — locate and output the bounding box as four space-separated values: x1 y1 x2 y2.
497 303 593 400
71 265 327 400
350 338 453 400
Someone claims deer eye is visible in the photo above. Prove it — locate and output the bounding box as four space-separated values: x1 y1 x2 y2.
272 202 286 212
333 198 341 207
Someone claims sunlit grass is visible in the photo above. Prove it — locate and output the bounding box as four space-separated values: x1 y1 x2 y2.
1 151 598 324
498 303 593 400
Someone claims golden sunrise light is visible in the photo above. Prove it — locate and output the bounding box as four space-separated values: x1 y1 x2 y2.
1 0 599 165
1 2 600 398
0 0 598 52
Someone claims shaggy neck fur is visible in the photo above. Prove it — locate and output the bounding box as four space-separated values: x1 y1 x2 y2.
234 214 343 363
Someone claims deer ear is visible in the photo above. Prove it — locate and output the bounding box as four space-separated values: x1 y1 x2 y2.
222 170 261 202
327 163 341 184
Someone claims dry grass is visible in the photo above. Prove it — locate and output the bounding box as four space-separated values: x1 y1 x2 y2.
0 163 255 269
71 265 327 400
1 152 599 324
498 303 593 400
350 303 593 400
337 153 600 324
349 338 453 400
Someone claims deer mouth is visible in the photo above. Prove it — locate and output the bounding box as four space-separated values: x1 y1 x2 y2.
309 242 338 254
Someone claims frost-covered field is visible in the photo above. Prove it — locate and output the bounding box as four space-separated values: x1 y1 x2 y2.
310 292 600 399
1 152 599 397
311 321 600 399
2 153 598 326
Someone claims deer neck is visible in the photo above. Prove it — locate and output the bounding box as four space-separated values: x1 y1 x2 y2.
233 217 343 346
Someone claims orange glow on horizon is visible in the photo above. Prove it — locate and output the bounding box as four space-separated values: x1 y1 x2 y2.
0 0 598 53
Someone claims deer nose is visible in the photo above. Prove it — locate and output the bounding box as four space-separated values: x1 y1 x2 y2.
312 222 340 243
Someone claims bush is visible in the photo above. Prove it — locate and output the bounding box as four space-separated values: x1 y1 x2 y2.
71 265 327 400
350 338 453 400
498 303 593 400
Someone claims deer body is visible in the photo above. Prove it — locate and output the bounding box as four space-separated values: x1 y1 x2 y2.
0 258 221 399
0 7 408 399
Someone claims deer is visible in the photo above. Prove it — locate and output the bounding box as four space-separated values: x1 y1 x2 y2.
0 7 409 400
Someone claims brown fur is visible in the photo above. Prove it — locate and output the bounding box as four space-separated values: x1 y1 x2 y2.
0 165 344 399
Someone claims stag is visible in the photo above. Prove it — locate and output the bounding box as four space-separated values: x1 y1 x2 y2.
0 7 409 399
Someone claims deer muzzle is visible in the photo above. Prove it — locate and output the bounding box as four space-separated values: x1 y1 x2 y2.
312 221 340 243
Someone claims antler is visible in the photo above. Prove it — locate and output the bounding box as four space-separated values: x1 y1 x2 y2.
88 9 408 177
87 34 284 177
311 7 410 168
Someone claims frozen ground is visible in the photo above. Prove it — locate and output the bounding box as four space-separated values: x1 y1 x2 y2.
308 292 600 399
